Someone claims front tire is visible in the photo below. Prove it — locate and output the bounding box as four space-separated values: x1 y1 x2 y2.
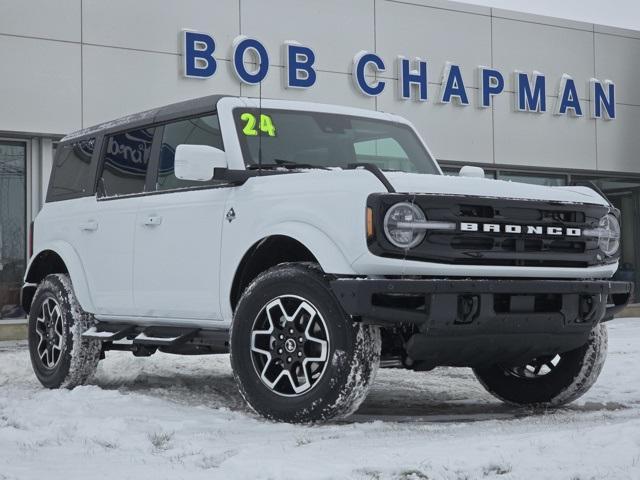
28 274 102 389
473 323 608 406
230 263 381 423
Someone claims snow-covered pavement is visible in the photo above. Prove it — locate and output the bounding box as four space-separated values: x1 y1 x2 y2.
1 319 640 480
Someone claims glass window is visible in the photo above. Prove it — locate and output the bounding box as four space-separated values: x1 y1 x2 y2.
233 109 440 174
98 128 155 197
354 137 414 172
47 138 95 201
0 142 26 318
157 114 224 191
498 171 567 187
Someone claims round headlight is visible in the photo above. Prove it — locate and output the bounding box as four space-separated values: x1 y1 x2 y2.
598 214 620 256
383 202 427 249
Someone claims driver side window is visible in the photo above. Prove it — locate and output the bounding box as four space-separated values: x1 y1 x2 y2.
156 113 224 191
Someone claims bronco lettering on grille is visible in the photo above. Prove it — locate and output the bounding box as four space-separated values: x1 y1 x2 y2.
460 222 582 236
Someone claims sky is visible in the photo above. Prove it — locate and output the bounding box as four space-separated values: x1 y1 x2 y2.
460 0 640 31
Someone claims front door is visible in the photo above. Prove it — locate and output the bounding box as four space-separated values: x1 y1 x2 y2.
133 188 230 320
132 112 230 320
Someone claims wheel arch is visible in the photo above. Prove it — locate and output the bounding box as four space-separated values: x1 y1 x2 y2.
229 235 319 311
226 218 358 314
22 242 95 314
228 219 357 307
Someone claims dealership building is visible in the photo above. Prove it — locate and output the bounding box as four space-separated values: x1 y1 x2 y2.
0 0 639 318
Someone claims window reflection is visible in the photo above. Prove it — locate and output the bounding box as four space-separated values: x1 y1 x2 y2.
99 128 155 197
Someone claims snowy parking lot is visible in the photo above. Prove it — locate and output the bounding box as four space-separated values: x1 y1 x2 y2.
1 319 640 480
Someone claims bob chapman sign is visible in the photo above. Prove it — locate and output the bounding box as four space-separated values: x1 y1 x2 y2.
181 30 616 120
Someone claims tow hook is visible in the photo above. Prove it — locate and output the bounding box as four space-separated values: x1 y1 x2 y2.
457 294 480 324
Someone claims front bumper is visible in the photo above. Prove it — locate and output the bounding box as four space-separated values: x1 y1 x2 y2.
330 278 633 369
331 278 632 325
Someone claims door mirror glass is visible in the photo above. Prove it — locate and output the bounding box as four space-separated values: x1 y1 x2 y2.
175 145 227 181
459 165 485 178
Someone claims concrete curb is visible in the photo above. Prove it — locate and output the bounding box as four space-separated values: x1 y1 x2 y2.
616 304 640 319
0 319 27 341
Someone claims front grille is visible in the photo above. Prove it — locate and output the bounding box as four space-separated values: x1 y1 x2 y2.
451 236 494 250
367 193 611 268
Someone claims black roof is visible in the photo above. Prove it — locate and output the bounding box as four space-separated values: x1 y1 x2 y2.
61 94 230 143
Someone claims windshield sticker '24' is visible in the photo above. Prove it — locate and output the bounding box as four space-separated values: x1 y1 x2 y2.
240 113 277 137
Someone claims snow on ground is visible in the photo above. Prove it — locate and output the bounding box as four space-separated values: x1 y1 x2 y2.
1 320 640 480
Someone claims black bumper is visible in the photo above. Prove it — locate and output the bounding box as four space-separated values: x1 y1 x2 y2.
330 278 633 368
331 278 632 325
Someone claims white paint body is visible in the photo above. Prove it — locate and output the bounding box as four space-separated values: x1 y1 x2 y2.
29 98 616 328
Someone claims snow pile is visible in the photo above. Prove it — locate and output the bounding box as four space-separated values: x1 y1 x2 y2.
1 320 639 479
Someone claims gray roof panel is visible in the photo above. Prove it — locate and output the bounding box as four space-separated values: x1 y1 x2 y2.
60 94 229 143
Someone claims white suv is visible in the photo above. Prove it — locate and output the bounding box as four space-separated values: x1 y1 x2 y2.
23 95 632 422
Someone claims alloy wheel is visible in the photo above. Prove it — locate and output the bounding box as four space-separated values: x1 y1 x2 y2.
506 354 562 379
35 297 65 369
250 295 329 397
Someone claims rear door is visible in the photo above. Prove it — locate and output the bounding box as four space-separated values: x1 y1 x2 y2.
75 127 155 315
133 113 231 320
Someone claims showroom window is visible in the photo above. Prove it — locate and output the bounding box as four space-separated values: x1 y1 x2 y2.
498 171 567 187
0 141 26 319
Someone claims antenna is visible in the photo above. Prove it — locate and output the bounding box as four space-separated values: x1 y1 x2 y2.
258 79 263 175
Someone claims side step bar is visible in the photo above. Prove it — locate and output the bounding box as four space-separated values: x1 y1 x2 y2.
133 327 199 346
82 324 136 342
81 322 230 354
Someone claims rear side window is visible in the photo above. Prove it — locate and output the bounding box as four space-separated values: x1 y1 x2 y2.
98 128 155 197
157 114 224 191
47 138 95 201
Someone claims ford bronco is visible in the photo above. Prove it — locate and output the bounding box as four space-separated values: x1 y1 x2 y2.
23 95 632 422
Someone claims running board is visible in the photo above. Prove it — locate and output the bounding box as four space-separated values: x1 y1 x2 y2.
82 324 136 341
81 321 229 353
133 327 199 346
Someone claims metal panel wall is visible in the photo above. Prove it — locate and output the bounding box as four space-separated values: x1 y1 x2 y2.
0 0 637 174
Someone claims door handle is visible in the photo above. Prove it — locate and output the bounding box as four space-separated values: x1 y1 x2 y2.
79 221 98 232
143 214 163 226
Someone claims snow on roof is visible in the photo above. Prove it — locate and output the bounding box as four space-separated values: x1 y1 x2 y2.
60 108 160 142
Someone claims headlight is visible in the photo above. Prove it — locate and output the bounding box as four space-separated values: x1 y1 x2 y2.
584 214 620 257
383 202 427 249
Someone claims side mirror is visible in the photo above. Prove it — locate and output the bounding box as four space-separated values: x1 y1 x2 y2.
459 165 485 179
175 145 227 181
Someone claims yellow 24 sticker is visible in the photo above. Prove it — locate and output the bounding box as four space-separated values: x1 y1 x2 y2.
240 113 277 137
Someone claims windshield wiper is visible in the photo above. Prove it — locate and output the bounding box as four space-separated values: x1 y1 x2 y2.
346 163 396 193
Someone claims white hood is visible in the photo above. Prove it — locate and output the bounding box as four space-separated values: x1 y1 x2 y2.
384 172 610 207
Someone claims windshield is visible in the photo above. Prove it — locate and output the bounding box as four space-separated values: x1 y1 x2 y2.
233 108 440 174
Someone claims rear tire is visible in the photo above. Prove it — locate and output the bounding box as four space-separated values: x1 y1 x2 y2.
28 274 102 389
473 323 607 406
230 263 381 423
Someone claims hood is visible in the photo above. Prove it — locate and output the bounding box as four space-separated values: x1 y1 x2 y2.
384 172 610 207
